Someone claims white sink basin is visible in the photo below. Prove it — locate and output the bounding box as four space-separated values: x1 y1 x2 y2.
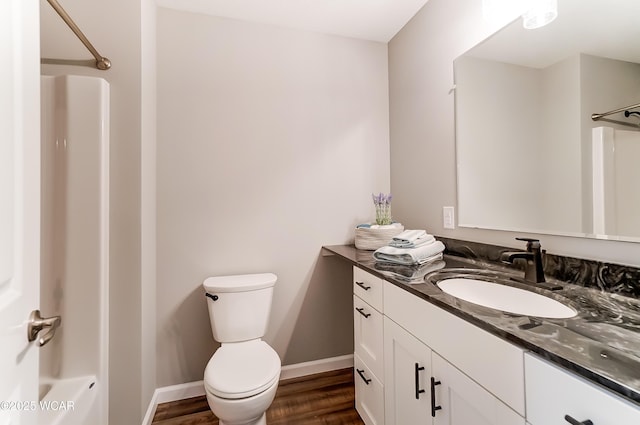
437 278 577 319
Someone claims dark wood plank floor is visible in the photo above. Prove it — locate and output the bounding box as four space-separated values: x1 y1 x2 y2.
152 368 365 425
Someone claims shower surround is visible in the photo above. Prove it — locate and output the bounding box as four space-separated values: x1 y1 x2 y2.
40 75 109 425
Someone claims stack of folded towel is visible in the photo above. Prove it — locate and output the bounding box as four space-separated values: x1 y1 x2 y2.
374 260 445 284
372 229 445 284
373 229 445 266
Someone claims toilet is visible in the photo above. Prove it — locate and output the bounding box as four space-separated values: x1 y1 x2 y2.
203 273 281 425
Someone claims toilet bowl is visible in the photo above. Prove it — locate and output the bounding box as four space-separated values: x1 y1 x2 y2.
203 273 281 425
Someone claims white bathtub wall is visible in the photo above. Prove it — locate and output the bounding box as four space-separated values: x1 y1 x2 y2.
40 75 109 425
156 8 390 387
40 0 148 421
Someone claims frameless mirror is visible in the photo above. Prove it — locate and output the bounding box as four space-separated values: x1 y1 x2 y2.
454 0 640 241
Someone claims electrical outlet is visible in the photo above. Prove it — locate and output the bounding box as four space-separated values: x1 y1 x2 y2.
443 206 455 229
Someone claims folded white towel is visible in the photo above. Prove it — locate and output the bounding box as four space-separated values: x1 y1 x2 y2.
373 241 445 265
392 229 428 244
375 256 445 284
389 234 435 248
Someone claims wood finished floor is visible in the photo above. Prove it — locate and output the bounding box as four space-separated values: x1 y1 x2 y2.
151 368 365 425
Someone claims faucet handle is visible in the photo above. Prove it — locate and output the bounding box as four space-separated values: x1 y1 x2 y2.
515 237 541 250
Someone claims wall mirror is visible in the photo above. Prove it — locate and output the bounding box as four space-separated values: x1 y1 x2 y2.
454 0 640 242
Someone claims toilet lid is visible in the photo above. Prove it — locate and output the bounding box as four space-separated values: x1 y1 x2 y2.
204 340 281 399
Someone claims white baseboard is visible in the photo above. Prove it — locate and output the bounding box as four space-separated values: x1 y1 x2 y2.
140 353 354 425
279 353 354 381
141 380 205 425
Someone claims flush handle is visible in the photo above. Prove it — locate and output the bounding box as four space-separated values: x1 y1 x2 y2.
564 415 594 425
27 310 61 347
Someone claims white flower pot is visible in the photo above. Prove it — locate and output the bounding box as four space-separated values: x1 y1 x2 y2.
354 224 405 251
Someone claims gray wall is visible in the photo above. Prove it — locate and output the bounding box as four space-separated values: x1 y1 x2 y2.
389 0 640 266
156 8 390 387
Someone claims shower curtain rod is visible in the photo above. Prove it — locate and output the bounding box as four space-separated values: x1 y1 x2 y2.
46 0 111 70
591 102 640 121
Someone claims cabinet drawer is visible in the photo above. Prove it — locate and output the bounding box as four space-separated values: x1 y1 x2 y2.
525 353 640 425
354 295 384 380
355 354 385 425
384 281 525 416
354 267 383 312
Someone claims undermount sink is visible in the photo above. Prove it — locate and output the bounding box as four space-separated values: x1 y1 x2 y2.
437 277 577 319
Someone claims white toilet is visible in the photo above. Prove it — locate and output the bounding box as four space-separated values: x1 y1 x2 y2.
203 273 281 425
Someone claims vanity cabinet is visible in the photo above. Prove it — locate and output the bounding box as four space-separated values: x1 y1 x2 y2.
343 253 640 425
525 353 640 425
383 293 524 425
383 280 526 417
353 267 385 425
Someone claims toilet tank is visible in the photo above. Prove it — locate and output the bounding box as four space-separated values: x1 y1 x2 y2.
203 273 277 343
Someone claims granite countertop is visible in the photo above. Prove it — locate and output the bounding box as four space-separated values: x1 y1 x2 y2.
323 244 640 406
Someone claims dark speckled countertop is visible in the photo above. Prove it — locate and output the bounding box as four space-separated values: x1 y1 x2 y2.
323 244 640 407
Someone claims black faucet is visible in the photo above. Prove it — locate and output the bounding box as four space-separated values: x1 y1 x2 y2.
500 237 546 284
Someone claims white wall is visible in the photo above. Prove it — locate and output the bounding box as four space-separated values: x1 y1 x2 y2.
389 0 640 266
539 55 582 233
456 54 583 234
455 56 543 230
140 0 157 415
156 8 390 387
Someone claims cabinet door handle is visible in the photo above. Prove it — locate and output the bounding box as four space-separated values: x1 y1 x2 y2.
355 281 371 290
430 377 442 417
355 307 371 318
564 415 594 425
414 363 426 399
356 368 372 385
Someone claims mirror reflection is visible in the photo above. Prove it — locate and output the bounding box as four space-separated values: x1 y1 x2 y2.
455 0 640 241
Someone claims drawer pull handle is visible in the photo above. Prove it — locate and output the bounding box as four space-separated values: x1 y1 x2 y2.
356 368 372 385
430 377 442 417
355 307 371 318
414 363 426 399
564 415 594 425
355 281 371 291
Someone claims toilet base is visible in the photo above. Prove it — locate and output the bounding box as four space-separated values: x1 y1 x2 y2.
219 412 266 425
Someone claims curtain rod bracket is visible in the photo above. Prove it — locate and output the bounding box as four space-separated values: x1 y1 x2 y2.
592 102 640 121
46 0 111 70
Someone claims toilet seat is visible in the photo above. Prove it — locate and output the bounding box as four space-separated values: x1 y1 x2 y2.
205 340 281 400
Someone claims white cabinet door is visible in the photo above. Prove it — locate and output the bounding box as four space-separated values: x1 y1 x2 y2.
354 295 384 380
432 353 525 425
526 353 640 425
384 318 432 425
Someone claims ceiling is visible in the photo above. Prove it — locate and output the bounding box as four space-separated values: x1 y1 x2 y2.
156 0 430 42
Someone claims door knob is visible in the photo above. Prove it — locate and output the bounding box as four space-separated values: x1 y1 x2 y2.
27 309 61 347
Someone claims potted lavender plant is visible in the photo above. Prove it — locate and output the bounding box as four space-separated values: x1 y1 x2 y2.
354 193 404 250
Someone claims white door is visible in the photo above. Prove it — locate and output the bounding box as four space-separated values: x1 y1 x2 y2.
432 353 524 425
383 318 432 425
0 0 41 424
